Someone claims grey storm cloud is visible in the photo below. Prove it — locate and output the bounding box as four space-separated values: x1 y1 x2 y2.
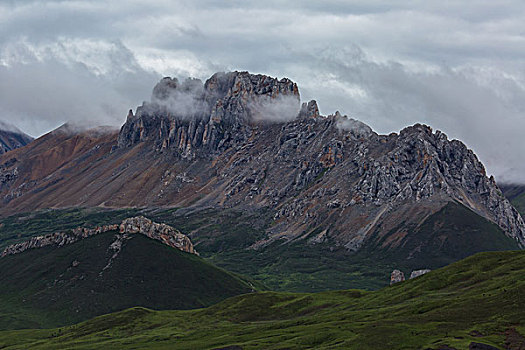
1 0 525 183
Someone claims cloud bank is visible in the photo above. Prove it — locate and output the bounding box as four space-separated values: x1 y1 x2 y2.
250 95 301 124
0 38 159 136
1 0 524 182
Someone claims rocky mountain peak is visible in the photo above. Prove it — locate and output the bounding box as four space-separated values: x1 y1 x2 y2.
348 123 525 246
117 71 301 156
2 70 524 260
204 71 300 125
299 100 320 119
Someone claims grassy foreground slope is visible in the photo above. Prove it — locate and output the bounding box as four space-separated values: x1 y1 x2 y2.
1 251 523 350
0 232 255 329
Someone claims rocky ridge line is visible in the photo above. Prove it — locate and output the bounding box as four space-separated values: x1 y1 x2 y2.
114 72 525 250
0 216 196 257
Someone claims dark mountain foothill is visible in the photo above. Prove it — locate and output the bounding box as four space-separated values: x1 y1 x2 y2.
0 225 254 329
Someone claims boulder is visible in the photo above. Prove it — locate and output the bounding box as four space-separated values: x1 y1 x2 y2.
390 269 405 284
410 269 431 279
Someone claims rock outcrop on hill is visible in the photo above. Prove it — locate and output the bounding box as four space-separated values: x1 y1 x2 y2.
390 269 405 284
390 269 431 284
409 269 431 279
120 216 196 254
1 217 196 257
0 71 523 261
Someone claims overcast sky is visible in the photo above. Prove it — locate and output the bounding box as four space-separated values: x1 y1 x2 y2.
1 0 524 183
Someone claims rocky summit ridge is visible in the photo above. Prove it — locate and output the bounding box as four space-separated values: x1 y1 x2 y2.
0 71 523 257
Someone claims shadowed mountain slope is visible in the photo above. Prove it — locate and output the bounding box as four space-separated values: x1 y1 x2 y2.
500 183 525 216
0 230 255 329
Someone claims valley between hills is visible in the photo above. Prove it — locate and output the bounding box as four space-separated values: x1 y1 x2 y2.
0 71 523 349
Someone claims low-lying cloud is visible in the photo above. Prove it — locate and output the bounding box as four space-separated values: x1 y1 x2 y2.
336 114 373 138
250 95 301 123
146 77 209 120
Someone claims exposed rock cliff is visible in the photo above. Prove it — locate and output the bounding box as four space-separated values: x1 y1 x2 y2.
120 216 196 254
1 217 196 257
113 72 525 251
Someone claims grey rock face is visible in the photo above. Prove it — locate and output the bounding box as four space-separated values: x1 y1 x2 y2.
1 217 196 257
409 269 431 279
299 100 320 119
352 124 525 246
120 216 197 254
390 269 405 284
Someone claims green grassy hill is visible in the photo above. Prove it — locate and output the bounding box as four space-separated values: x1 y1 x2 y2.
0 232 255 329
155 202 521 292
0 250 523 349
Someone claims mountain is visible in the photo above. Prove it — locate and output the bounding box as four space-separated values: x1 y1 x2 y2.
1 250 523 349
0 121 33 155
0 217 255 329
0 71 523 287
